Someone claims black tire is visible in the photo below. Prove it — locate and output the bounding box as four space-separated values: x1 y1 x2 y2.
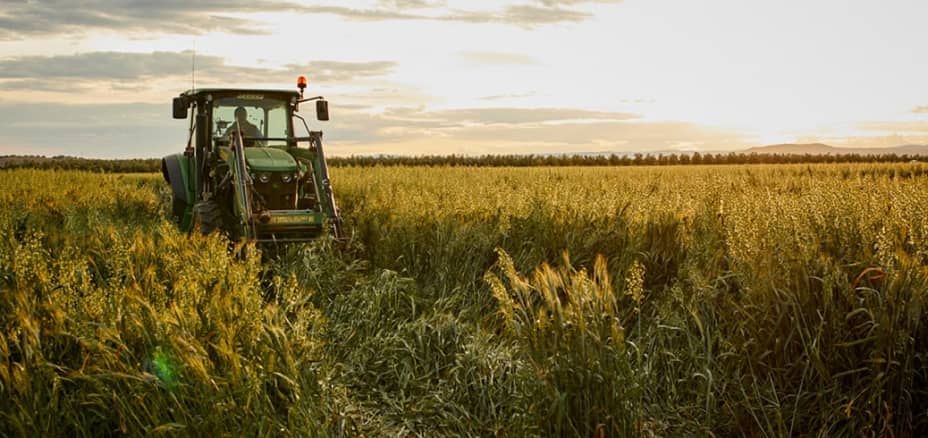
170 197 187 226
162 156 189 226
193 201 225 235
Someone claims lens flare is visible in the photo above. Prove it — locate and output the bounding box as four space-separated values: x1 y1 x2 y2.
146 347 178 388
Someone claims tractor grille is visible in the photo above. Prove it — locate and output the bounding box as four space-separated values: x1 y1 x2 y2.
252 174 298 210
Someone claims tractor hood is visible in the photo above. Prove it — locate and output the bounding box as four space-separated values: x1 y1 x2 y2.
244 148 298 172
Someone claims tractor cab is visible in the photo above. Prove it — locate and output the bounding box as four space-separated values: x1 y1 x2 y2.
162 78 342 243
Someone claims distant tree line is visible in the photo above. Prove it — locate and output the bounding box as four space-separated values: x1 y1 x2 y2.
329 152 925 167
0 155 161 173
1 152 924 173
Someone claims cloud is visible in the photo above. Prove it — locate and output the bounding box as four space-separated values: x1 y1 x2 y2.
297 4 592 27
0 0 305 39
0 0 617 39
0 102 181 158
381 106 639 125
0 51 202 80
458 51 538 65
295 5 423 22
447 120 737 147
0 101 741 158
0 51 397 92
536 0 622 5
324 107 746 155
0 79 96 93
320 105 743 154
491 5 590 25
914 106 928 114
480 92 537 101
294 60 398 83
857 121 928 133
377 0 446 8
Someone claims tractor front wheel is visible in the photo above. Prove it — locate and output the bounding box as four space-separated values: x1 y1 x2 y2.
192 201 225 235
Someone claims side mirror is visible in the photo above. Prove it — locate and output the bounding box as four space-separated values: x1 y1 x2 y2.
316 100 329 121
173 97 188 119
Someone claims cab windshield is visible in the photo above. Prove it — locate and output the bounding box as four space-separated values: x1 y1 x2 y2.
213 95 290 147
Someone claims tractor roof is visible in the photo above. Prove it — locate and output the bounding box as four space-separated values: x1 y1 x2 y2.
179 88 300 99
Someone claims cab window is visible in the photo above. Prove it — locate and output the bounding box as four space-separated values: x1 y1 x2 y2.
212 96 290 147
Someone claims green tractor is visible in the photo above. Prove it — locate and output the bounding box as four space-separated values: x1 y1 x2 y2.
161 77 343 243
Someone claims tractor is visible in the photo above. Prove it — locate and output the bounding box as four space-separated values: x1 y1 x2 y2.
161 77 343 243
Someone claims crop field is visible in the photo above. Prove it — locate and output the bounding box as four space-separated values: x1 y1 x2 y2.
2 163 928 436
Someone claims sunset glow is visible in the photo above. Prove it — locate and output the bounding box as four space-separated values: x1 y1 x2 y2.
0 0 925 157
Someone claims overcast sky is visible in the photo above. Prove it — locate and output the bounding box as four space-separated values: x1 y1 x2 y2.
0 0 926 158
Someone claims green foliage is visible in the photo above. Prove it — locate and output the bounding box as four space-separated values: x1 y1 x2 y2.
2 163 928 435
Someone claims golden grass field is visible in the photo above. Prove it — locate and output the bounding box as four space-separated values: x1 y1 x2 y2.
2 163 927 435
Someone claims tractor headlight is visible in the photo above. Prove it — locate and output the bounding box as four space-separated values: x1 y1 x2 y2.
281 173 293 183
257 173 271 184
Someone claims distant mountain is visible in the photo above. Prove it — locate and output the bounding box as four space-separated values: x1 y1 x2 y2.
745 143 928 155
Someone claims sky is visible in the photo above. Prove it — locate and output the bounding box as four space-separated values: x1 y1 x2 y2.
0 0 926 158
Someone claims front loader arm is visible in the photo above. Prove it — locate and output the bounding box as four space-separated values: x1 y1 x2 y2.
309 132 344 239
229 132 255 240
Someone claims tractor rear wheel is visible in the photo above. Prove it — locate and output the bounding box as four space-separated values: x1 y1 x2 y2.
193 201 225 235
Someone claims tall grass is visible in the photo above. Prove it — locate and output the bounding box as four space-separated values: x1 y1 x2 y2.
0 171 332 436
1 164 927 435
486 249 638 435
333 163 928 435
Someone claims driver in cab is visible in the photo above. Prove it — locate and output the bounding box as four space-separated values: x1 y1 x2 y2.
225 106 261 146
